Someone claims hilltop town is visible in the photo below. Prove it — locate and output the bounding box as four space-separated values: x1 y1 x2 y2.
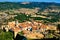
1 19 58 38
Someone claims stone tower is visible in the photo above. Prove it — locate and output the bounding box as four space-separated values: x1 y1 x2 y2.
15 20 18 27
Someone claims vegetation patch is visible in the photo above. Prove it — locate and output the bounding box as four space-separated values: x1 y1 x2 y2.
0 30 13 40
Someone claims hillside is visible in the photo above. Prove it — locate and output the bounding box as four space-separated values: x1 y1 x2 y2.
0 2 60 25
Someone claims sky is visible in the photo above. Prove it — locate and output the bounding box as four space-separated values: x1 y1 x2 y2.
0 0 60 3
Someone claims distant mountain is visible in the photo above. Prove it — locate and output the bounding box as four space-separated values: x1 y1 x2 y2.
0 2 60 10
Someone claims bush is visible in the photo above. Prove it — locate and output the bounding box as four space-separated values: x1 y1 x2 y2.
0 31 13 40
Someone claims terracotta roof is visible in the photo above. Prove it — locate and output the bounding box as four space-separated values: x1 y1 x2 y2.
11 27 21 32
32 25 37 30
40 24 48 29
8 21 50 31
8 21 15 28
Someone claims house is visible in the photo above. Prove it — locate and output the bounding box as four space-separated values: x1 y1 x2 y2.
8 21 21 38
48 25 57 30
40 24 49 32
25 32 44 39
11 27 21 38
8 21 15 29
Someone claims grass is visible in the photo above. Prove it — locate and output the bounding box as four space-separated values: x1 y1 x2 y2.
0 30 13 40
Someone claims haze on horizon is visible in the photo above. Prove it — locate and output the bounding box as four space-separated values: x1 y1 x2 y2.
0 0 60 3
